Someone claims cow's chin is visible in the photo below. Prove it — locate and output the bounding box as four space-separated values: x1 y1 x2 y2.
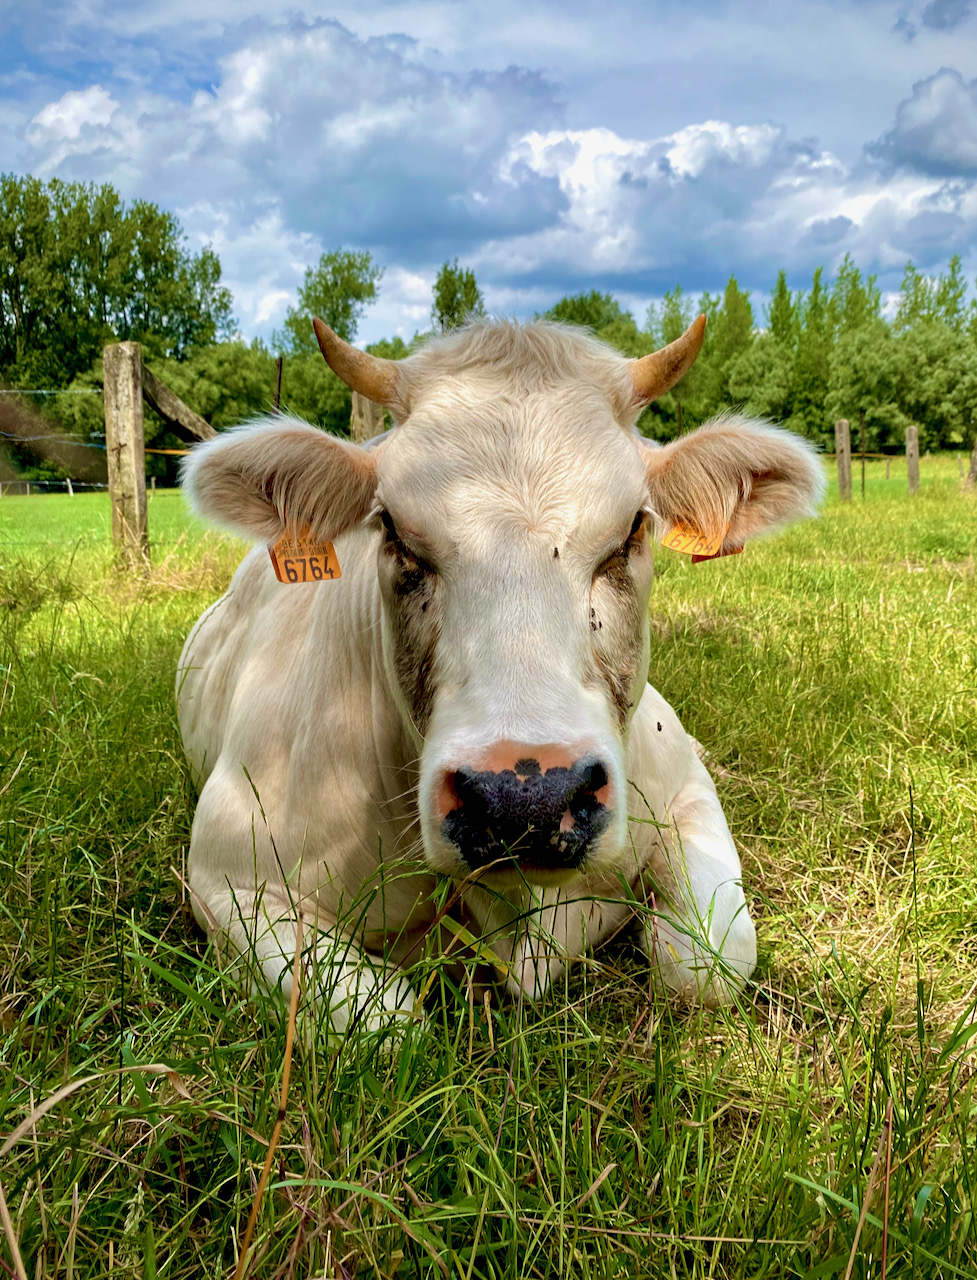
418 822 629 891
467 861 586 890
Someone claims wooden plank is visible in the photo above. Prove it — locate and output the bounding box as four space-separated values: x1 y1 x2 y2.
834 419 852 502
103 342 149 567
906 425 919 496
141 363 215 441
350 390 386 444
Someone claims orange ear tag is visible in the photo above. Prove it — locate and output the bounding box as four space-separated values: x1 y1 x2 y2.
268 524 341 584
660 519 742 563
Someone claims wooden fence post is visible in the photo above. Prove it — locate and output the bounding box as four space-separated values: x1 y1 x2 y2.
906 425 919 496
885 458 891 481
835 419 852 502
103 342 149 567
350 391 386 444
66 476 73 496
968 438 977 491
859 409 866 498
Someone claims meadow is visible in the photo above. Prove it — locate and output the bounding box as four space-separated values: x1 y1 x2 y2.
0 453 975 1279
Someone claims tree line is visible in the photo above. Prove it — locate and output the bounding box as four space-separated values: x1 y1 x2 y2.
2 173 976 482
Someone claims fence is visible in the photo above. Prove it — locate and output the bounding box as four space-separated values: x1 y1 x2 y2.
100 348 386 568
831 418 976 500
2 368 972 564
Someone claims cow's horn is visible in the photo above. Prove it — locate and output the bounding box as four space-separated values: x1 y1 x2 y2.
629 314 707 405
312 317 399 407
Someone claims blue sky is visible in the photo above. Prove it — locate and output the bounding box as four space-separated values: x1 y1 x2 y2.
1 0 976 345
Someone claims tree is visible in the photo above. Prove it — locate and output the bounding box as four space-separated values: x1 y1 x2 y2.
0 173 234 388
432 259 485 332
548 290 626 332
790 267 831 439
826 321 909 451
766 269 799 347
277 249 382 354
727 334 795 422
828 254 881 338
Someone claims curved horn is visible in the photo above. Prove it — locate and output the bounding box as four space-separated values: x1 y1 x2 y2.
630 314 706 405
312 317 400 407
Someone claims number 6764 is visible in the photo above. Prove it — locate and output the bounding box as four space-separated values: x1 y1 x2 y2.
283 556 330 582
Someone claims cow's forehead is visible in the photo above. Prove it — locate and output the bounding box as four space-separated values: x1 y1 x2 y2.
376 381 648 541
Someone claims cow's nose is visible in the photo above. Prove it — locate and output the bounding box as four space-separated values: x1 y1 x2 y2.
437 747 612 875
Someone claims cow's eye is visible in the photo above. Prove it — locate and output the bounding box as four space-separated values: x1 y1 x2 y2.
380 509 398 540
596 511 645 578
379 509 435 573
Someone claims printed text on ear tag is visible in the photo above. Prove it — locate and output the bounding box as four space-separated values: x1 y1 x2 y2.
660 519 728 559
269 525 341 583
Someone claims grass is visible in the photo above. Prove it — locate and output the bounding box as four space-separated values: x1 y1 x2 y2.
0 453 975 1279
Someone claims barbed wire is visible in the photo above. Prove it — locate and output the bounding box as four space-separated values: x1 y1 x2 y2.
0 388 102 396
0 430 107 449
0 479 110 493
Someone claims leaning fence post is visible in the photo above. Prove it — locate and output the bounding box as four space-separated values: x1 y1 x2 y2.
103 341 149 567
835 419 852 502
906 425 919 496
350 391 386 444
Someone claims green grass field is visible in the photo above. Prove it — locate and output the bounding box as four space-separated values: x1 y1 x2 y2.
1 454 975 1279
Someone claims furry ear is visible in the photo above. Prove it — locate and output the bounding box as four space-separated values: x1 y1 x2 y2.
638 414 825 551
182 417 377 544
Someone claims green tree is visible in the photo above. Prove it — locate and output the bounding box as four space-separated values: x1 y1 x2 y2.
690 275 754 415
727 334 795 422
766 269 799 347
548 290 627 332
894 261 935 332
277 249 382 353
432 259 485 332
826 321 909 451
828 254 881 338
0 173 234 387
790 267 831 439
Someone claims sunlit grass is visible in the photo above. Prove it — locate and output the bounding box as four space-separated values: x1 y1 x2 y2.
0 453 975 1278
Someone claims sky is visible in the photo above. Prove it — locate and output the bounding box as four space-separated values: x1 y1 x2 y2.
1 0 976 346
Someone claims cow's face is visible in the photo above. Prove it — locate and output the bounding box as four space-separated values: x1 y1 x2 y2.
185 319 822 891
373 384 652 887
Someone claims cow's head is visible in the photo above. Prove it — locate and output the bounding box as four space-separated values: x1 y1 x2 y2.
186 318 822 889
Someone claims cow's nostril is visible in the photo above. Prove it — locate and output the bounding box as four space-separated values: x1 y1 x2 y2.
580 760 608 793
439 751 613 874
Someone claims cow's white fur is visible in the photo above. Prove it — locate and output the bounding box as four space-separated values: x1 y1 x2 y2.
178 320 823 1030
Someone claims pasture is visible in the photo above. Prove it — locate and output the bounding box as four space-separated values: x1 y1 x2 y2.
1 454 975 1279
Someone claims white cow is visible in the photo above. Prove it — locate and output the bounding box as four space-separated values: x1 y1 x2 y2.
178 316 822 1031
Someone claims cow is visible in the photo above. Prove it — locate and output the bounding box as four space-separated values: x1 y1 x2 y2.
177 314 823 1033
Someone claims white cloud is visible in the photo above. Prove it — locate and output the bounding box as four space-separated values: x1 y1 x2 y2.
5 7 977 343
869 68 977 174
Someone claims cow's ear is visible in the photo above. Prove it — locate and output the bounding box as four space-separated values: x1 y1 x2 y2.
182 418 377 543
638 415 824 551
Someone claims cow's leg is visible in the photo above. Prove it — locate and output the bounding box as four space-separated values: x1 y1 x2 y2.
195 882 418 1035
186 760 418 1034
638 756 757 1008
